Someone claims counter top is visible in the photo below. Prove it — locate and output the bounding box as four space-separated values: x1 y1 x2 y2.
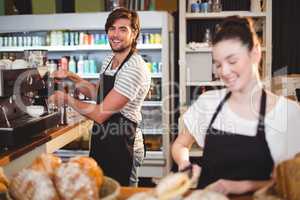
0 112 93 177
119 187 253 200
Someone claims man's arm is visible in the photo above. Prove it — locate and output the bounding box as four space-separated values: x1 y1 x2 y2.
67 88 129 124
52 70 98 100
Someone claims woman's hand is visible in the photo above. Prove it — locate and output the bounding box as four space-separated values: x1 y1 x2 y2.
206 179 252 195
179 162 201 184
48 91 68 107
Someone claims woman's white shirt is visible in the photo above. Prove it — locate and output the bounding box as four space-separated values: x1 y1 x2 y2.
183 89 300 164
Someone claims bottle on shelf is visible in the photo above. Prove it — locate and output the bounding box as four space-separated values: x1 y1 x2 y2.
89 59 97 74
83 57 90 74
63 31 69 46
68 56 77 73
77 55 84 74
212 0 222 12
203 28 212 45
208 0 213 12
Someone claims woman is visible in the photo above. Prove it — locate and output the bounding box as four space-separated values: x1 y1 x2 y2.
172 16 300 195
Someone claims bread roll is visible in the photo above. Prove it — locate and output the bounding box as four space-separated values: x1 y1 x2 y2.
275 155 300 200
0 182 7 193
54 162 99 200
0 167 9 187
9 168 59 200
69 156 104 189
184 190 229 200
30 154 61 177
155 172 191 200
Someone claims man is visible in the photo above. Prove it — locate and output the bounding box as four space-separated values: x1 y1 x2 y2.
49 8 150 186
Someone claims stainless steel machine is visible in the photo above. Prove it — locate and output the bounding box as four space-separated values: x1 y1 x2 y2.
0 68 61 151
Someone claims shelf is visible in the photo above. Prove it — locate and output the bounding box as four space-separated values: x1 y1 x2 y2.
151 73 163 78
0 44 162 52
186 80 225 86
186 46 266 53
186 11 266 19
186 47 212 52
142 128 163 135
145 150 164 160
142 101 162 107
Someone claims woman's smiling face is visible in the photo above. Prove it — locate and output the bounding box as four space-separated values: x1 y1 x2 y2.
213 39 258 92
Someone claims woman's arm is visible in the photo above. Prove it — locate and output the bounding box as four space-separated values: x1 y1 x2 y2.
172 124 196 170
207 179 273 195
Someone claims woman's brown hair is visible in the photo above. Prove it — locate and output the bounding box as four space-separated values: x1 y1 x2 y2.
213 16 259 51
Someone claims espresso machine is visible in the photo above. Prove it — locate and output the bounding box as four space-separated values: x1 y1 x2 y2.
0 68 61 151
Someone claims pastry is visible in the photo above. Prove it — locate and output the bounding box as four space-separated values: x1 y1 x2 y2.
0 182 7 193
184 189 229 200
69 156 104 189
154 172 191 200
0 167 9 188
275 154 300 200
9 168 59 200
30 153 62 177
54 162 99 200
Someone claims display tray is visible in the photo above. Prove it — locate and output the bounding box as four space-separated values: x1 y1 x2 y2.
253 183 284 200
2 176 120 200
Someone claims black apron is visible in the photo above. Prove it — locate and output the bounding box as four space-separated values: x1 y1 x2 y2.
197 90 274 188
89 52 137 186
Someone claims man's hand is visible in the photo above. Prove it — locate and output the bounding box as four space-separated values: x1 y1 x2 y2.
51 69 70 79
48 91 68 107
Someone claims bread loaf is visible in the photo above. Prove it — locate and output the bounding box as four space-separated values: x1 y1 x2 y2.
70 156 104 189
54 162 99 200
275 154 300 200
30 154 62 177
9 168 59 200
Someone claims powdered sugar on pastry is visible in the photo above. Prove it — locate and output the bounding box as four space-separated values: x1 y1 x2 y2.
9 168 59 200
54 162 99 200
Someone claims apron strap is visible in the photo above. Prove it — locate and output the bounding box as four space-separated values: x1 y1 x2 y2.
97 50 134 104
207 91 231 129
257 89 267 136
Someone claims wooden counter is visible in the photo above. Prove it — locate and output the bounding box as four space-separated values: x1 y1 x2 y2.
0 114 93 177
119 187 253 200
